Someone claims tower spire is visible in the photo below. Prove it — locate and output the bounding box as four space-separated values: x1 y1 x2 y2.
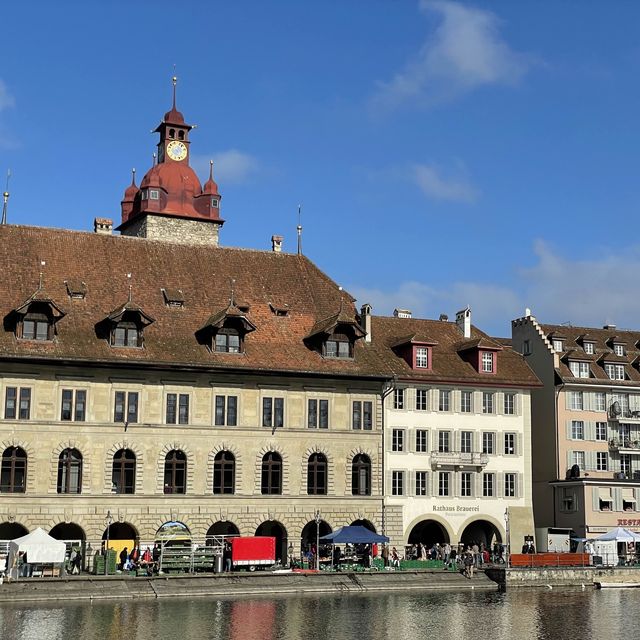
172 74 177 110
130 167 136 186
297 204 303 255
1 169 10 225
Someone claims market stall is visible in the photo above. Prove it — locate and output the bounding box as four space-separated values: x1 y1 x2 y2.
7 528 66 578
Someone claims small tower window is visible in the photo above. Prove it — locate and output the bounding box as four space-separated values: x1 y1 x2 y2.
169 128 175 139
178 130 185 140
211 198 219 208
150 190 160 200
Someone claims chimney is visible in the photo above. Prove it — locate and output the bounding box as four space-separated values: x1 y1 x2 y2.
456 306 471 338
439 313 448 322
393 308 412 319
271 235 283 253
603 324 617 330
360 303 372 343
94 217 113 235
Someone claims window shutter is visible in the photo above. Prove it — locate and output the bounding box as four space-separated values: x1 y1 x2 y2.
517 473 523 498
586 451 596 471
516 433 523 457
496 472 504 498
566 420 573 440
583 393 592 412
566 450 573 470
634 488 640 509
630 395 640 412
386 469 393 496
432 430 439 451
408 429 416 453
585 421 596 441
613 487 623 512
454 430 461 453
592 487 600 511
565 392 571 410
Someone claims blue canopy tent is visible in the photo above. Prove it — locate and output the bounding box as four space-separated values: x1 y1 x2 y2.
320 525 389 544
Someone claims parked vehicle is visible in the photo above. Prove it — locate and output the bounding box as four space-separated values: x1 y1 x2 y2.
231 536 276 571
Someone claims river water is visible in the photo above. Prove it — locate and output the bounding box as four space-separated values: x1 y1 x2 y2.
0 588 635 640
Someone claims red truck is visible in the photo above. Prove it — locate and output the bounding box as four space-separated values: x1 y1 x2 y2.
231 536 276 571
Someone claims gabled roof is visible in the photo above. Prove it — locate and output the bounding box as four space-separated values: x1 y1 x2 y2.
200 303 256 333
390 333 439 349
456 336 503 352
106 300 155 326
13 289 66 318
305 307 365 340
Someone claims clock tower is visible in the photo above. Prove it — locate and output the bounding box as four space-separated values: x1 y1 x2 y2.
118 78 224 246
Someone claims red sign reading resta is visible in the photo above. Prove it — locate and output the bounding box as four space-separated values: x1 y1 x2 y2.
617 519 640 527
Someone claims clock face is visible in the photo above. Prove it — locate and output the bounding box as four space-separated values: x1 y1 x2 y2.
166 140 187 162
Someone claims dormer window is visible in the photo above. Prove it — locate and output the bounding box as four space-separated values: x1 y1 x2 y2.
12 297 65 342
111 320 142 348
614 344 626 356
415 347 429 368
605 363 626 380
481 351 495 373
553 339 564 352
215 327 241 353
324 331 353 358
101 303 154 350
569 361 590 378
584 342 594 355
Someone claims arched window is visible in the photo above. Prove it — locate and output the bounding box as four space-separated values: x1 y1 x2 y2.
351 454 371 496
178 130 185 140
261 452 282 495
112 449 136 494
169 128 175 139
1 446 27 493
164 450 186 494
307 453 327 495
57 448 82 494
213 451 235 494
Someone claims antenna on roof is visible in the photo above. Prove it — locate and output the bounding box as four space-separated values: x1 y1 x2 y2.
230 278 236 307
296 204 303 256
38 260 46 290
1 169 11 225
127 273 132 302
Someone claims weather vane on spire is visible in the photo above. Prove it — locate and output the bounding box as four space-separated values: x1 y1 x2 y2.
1 169 11 226
172 66 178 109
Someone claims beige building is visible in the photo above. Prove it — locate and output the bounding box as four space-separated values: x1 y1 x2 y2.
366 307 539 552
512 314 640 541
0 91 393 563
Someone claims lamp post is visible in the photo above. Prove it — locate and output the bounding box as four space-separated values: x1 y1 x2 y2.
504 507 510 567
105 510 113 576
315 510 321 571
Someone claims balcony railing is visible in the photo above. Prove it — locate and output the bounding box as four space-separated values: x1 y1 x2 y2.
609 438 640 452
608 404 640 421
430 451 489 469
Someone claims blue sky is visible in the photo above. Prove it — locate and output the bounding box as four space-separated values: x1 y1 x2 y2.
3 1 640 336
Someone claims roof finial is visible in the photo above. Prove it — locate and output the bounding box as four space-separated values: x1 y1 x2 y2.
209 159 214 181
229 278 236 307
338 286 344 314
152 152 157 167
172 71 177 110
297 203 303 256
1 169 11 225
38 260 46 290
127 273 132 302
130 168 136 186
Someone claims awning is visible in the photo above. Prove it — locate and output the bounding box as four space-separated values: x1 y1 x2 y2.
319 526 389 544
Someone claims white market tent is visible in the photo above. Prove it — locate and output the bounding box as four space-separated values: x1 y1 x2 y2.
8 527 66 565
595 527 640 542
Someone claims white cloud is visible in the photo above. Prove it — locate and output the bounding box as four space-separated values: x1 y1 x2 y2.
371 0 531 111
412 163 479 203
347 241 640 336
191 149 259 185
0 79 14 112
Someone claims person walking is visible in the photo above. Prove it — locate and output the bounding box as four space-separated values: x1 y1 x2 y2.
119 547 128 572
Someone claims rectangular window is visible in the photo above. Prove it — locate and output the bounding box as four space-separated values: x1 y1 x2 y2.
4 387 17 419
61 389 86 422
215 395 238 426
523 339 531 355
262 397 284 428
352 401 373 430
569 362 590 378
415 389 428 411
614 344 626 356
460 390 472 413
605 363 625 380
438 471 450 497
438 389 450 412
482 432 495 455
393 388 405 410
569 391 583 410
571 420 584 440
594 393 606 412
114 391 138 423
596 421 608 441
561 487 575 511
460 431 473 454
166 393 189 424
5 387 31 420
415 471 428 496
308 399 329 429
572 450 585 468
460 472 473 497
391 470 404 496
416 429 428 453
18 388 31 420
584 342 594 355
596 451 608 471
392 428 405 452
481 352 494 373
483 473 494 497
438 430 450 453
504 433 516 455
415 347 429 368
482 392 494 414
504 473 516 497
504 393 515 415
553 339 564 352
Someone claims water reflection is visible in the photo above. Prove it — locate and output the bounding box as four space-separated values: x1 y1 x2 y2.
1 589 638 640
